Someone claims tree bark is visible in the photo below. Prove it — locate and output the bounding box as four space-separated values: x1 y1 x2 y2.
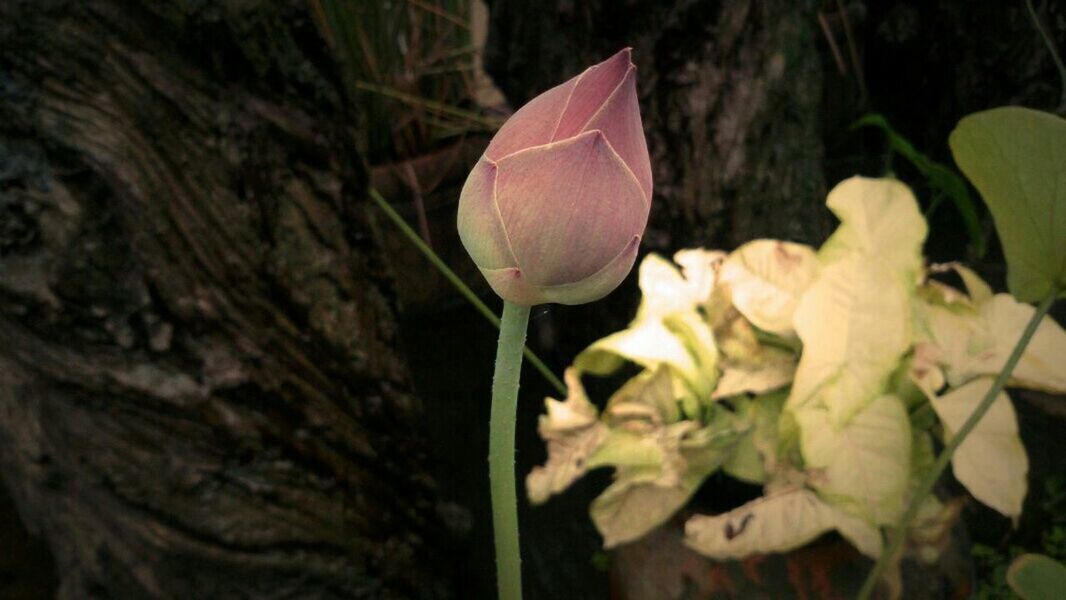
0 1 451 598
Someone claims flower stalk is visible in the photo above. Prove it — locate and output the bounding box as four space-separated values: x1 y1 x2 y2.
489 301 531 600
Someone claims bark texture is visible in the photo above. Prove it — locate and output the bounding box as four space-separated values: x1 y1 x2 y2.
0 1 451 598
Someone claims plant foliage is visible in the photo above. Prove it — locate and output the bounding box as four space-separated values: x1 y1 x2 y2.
527 176 1066 561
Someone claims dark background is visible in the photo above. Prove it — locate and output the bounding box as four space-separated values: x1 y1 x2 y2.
1 0 1064 598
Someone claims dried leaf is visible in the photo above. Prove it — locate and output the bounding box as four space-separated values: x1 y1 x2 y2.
684 487 883 560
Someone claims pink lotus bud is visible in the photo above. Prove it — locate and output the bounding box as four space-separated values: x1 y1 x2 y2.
457 48 653 306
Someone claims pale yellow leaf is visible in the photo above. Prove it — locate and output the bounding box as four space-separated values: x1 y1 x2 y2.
789 256 912 424
684 487 883 560
673 248 726 306
718 239 820 337
795 394 912 525
952 263 993 305
923 294 1066 393
714 348 796 400
527 369 609 504
592 477 693 548
590 421 739 547
930 377 1028 519
634 253 704 322
970 295 1066 392
818 176 928 280
575 320 699 383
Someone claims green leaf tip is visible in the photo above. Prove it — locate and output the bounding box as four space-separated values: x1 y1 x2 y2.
949 107 1066 303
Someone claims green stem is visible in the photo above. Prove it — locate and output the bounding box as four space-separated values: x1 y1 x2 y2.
857 288 1059 599
490 301 530 600
367 187 565 396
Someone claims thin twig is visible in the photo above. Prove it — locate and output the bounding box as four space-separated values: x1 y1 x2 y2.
407 0 470 29
818 11 849 75
355 80 504 130
401 162 434 248
1024 0 1066 113
835 0 868 105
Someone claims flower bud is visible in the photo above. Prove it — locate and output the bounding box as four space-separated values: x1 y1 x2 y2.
457 48 653 306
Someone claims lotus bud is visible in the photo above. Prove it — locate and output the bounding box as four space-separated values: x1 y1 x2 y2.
457 48 653 306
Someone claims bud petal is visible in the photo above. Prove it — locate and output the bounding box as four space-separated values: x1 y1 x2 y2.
485 78 578 161
458 48 653 306
541 235 641 305
551 48 633 142
580 65 653 202
480 266 549 306
456 158 515 270
495 129 647 287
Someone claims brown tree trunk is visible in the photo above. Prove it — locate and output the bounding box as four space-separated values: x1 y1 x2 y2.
0 1 452 597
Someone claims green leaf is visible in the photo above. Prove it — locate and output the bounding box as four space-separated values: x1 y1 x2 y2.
603 365 682 426
684 487 883 560
1007 554 1066 600
949 107 1066 302
910 429 936 487
795 394 912 525
722 391 788 483
789 256 912 424
662 310 719 398
853 113 985 257
680 417 748 473
723 432 764 485
718 239 820 337
818 176 928 282
588 429 665 471
929 376 1028 519
721 397 763 484
527 369 608 504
